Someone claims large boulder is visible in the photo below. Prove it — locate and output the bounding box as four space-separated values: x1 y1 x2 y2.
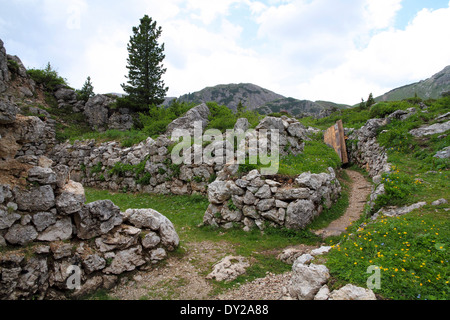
166 103 210 135
288 263 330 300
83 94 115 131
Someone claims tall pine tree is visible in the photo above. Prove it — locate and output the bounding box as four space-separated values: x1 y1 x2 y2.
121 15 168 112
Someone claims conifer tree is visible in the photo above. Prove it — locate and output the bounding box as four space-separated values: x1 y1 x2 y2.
121 15 168 111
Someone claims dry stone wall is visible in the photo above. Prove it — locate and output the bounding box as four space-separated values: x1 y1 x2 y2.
50 110 312 196
0 164 180 300
203 166 341 231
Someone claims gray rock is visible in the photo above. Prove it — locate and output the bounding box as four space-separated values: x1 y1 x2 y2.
82 255 107 274
37 217 72 242
329 284 377 300
242 205 259 219
5 224 38 245
95 225 141 252
285 200 317 229
50 242 73 260
53 165 70 188
208 180 231 204
434 146 450 159
0 100 17 124
27 166 57 185
256 198 275 212
166 103 210 135
275 188 310 201
256 116 285 132
103 245 146 275
14 185 55 212
243 190 257 205
84 94 115 131
206 255 250 283
54 88 76 101
373 201 427 219
261 208 285 225
432 198 448 206
234 118 250 132
255 185 272 199
141 231 161 249
0 207 21 230
125 208 179 251
56 181 86 215
410 121 450 137
295 172 327 190
32 211 57 232
314 285 331 300
150 248 167 262
289 263 330 300
220 206 243 222
74 200 123 240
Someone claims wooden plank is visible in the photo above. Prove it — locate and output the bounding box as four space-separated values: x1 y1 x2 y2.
323 120 349 164
337 120 348 164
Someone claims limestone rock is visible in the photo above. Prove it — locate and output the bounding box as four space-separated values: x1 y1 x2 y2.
5 224 38 245
0 100 17 124
166 103 210 135
37 217 73 242
103 245 146 275
410 121 450 137
125 208 179 251
14 185 55 212
329 284 377 300
74 200 123 240
56 180 86 215
206 256 250 283
289 263 330 300
285 199 317 229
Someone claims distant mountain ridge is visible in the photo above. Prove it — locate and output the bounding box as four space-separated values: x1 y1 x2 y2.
165 83 349 117
376 65 450 102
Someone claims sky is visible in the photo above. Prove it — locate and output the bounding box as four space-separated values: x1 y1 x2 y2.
1 0 450 105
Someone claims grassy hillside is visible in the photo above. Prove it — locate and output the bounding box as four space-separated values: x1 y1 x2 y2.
311 96 450 300
376 65 450 102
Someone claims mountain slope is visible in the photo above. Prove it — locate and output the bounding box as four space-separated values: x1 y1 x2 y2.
376 65 450 102
177 83 284 112
171 83 349 117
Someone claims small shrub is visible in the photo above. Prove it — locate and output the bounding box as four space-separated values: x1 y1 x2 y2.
27 62 68 92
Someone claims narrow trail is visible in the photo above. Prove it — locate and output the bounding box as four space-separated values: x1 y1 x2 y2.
315 169 372 238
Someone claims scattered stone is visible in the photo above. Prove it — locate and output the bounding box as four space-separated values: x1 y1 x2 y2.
432 198 448 206
288 263 330 300
206 255 250 283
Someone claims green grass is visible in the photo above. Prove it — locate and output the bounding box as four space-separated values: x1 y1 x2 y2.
326 209 449 300
277 140 342 176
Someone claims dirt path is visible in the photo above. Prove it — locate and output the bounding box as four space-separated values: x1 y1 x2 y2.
315 169 372 238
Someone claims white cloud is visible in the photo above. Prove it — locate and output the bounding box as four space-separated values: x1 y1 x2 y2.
296 4 450 103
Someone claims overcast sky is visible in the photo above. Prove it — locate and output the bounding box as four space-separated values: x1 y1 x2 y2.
1 0 450 104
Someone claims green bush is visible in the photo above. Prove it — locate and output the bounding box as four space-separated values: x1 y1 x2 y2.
27 62 68 92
